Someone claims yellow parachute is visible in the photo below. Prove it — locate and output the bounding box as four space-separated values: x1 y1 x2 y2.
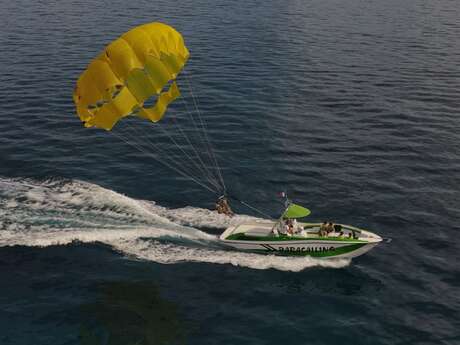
73 22 189 130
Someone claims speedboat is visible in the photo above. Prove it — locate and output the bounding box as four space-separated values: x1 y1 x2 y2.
219 200 383 259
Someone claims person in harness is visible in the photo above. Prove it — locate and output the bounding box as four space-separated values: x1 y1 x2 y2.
216 196 234 216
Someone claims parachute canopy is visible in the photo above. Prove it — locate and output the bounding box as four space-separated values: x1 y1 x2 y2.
73 22 189 130
283 204 311 219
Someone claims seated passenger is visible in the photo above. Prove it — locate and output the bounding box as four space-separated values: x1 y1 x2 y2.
319 221 328 237
280 221 289 235
286 219 294 235
292 218 300 233
334 224 342 233
326 222 335 234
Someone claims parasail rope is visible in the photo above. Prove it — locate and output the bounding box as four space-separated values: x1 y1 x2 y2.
124 120 221 192
112 127 271 219
90 72 229 198
176 95 223 192
119 125 215 192
154 122 222 191
183 70 227 193
168 112 223 192
112 130 218 194
112 127 193 181
169 114 219 186
110 130 219 195
227 194 274 219
122 120 214 190
181 71 227 193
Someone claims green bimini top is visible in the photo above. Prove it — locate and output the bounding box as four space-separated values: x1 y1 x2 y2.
282 203 311 219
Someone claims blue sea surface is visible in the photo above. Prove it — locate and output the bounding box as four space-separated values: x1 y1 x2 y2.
1 0 460 344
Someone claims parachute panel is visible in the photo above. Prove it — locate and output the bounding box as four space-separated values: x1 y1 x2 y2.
86 87 138 130
105 39 143 79
137 82 181 122
144 56 173 93
125 69 157 104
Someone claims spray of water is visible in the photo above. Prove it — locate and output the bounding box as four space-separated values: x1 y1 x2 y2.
0 177 350 271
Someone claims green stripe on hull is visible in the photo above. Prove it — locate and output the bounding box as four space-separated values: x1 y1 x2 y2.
252 243 367 257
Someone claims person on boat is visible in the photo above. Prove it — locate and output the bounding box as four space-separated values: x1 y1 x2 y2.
334 224 342 233
319 221 328 237
292 218 299 233
326 222 335 234
216 196 234 217
334 224 344 237
280 219 292 236
294 219 304 235
280 221 289 235
287 219 294 235
299 227 307 237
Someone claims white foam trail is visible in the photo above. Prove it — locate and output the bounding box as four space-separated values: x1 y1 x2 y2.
113 239 351 271
0 227 215 248
0 177 351 271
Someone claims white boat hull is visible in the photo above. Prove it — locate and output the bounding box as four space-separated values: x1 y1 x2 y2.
219 221 382 259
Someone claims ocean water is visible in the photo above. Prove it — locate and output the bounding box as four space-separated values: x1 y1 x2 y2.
1 0 460 344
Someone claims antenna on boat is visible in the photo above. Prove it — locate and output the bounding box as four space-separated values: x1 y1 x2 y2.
271 191 289 232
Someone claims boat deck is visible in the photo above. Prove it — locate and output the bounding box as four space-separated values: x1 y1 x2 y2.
221 221 366 242
225 232 365 242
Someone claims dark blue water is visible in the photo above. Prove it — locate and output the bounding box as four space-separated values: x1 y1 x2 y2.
1 0 460 344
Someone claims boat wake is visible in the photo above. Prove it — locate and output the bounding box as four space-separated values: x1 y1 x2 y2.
0 177 350 271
